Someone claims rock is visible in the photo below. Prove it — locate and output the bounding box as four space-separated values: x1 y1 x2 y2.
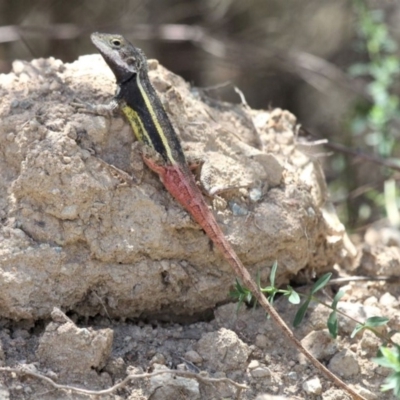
305 304 332 331
353 385 378 400
302 377 322 394
328 349 360 377
149 352 166 366
176 363 187 371
149 364 200 400
0 339 4 367
392 332 400 346
364 221 400 247
322 388 349 399
103 357 127 380
287 371 297 380
255 334 269 348
250 366 272 378
36 308 113 380
11 329 30 340
214 303 269 335
359 244 400 277
196 328 250 372
184 350 203 364
0 53 352 320
248 359 260 370
338 302 382 335
364 296 378 307
300 330 337 362
359 330 380 356
0 385 10 400
379 292 398 308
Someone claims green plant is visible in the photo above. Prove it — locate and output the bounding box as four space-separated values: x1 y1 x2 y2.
231 262 399 397
350 0 400 158
231 261 300 310
332 0 400 228
373 345 400 396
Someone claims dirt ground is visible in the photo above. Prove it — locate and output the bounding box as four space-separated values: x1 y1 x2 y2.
0 53 399 400
1 262 400 400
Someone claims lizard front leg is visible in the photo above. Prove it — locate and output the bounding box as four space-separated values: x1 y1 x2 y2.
71 97 143 186
71 98 120 116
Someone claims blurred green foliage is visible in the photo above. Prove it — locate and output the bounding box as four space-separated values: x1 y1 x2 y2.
373 345 400 397
350 0 400 158
332 0 400 229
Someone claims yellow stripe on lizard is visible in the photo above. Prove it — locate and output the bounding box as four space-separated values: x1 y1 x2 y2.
121 105 152 146
136 75 176 165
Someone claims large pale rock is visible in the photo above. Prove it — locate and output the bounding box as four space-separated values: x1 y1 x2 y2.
0 54 354 320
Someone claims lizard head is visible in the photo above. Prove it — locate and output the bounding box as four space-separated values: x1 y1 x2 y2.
91 32 147 84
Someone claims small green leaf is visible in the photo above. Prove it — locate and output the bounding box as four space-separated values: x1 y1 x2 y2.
327 311 338 338
364 316 390 328
310 273 332 295
331 289 346 310
231 279 255 310
286 287 300 304
245 291 253 304
270 261 278 287
232 278 244 294
351 323 365 338
293 298 311 327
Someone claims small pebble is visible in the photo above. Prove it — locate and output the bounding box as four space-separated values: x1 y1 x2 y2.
149 353 165 366
379 293 397 307
363 296 378 306
355 386 377 400
176 363 187 371
45 370 58 381
255 334 268 349
184 350 202 364
24 386 33 394
287 371 297 380
302 377 322 395
248 360 260 370
250 366 271 378
329 349 360 377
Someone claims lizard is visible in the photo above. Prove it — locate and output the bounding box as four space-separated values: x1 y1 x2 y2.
88 32 256 284
77 32 366 400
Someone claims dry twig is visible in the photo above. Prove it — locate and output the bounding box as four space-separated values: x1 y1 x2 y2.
0 367 248 398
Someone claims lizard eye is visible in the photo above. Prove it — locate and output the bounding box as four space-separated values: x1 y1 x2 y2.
111 38 122 47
